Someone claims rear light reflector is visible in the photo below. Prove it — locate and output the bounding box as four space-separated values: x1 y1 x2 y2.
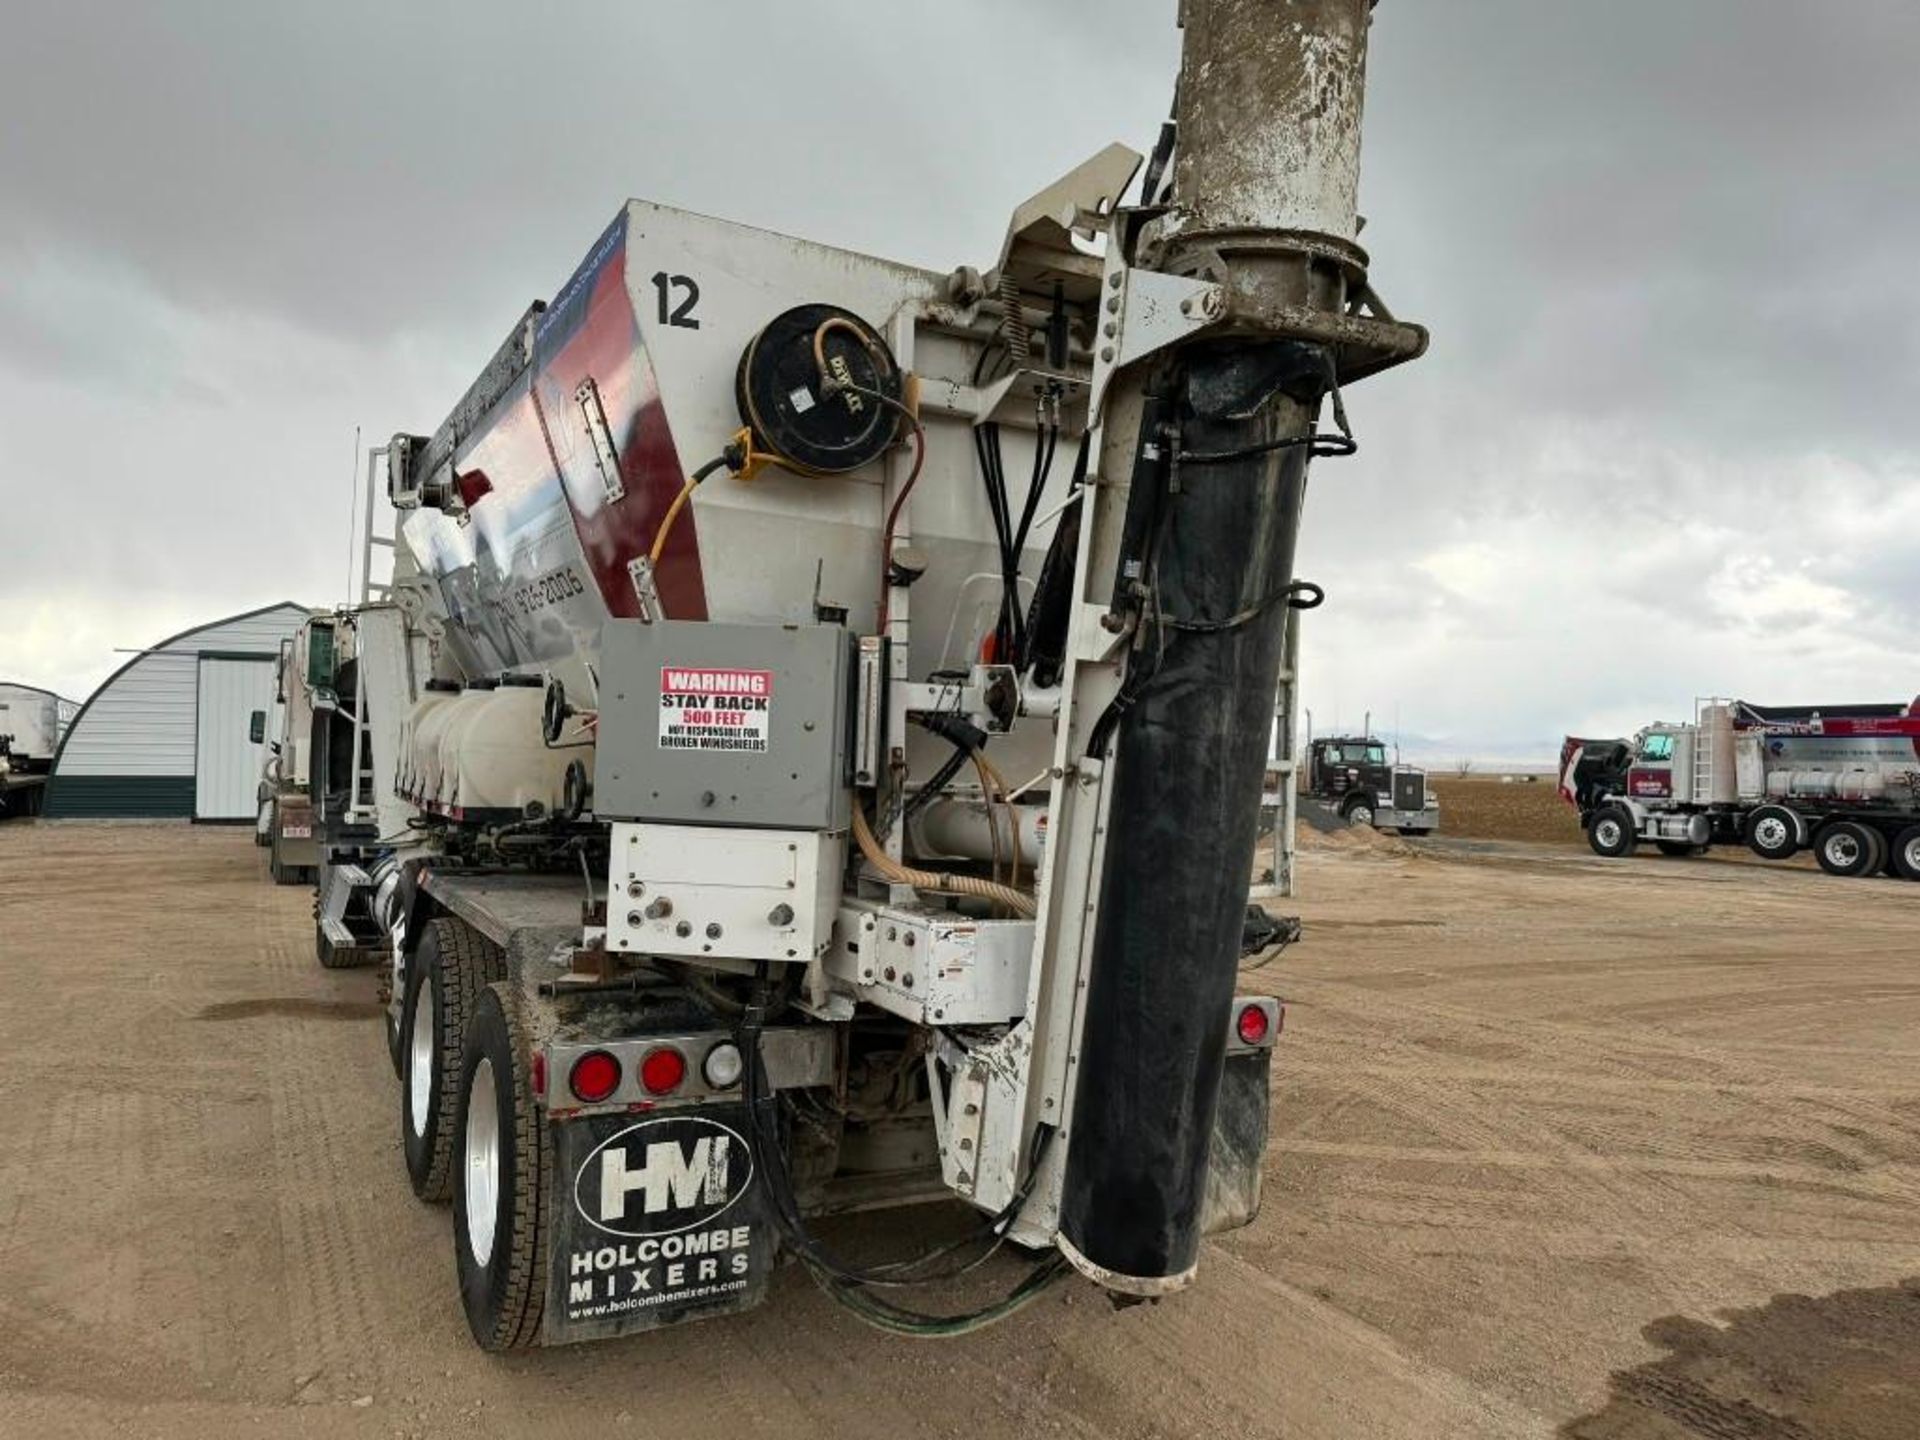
569 1049 621 1103
530 1050 547 1099
640 1046 687 1096
1236 1003 1272 1046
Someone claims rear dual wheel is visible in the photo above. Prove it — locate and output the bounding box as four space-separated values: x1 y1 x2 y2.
1891 824 1920 882
453 983 548 1352
1813 821 1885 879
400 918 505 1202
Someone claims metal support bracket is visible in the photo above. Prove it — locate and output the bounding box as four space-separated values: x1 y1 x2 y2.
626 556 663 622
1089 268 1226 414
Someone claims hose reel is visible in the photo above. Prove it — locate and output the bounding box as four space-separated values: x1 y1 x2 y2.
734 304 904 475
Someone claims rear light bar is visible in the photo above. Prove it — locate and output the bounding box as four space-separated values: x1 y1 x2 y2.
541 1027 835 1115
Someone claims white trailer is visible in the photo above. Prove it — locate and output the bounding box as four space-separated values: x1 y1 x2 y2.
310 0 1425 1349
0 683 76 817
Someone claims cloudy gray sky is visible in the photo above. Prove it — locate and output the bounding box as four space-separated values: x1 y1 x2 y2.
3 1 1917 765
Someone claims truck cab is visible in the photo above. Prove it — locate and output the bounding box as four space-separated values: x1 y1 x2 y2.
1304 735 1439 835
1626 725 1688 802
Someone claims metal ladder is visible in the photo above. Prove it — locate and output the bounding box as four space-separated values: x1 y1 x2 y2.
345 445 396 829
1690 696 1731 806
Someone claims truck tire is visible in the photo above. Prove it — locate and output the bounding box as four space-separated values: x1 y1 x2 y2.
1744 805 1799 861
1342 796 1376 829
1655 840 1704 858
1813 820 1881 878
1890 824 1920 882
401 918 505 1203
454 982 549 1352
1587 805 1637 858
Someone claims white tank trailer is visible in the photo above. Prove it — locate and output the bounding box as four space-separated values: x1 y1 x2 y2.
0 683 76 818
313 0 1425 1349
1562 697 1920 878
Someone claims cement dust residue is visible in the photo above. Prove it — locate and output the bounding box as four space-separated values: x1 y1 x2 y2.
1562 1280 1920 1440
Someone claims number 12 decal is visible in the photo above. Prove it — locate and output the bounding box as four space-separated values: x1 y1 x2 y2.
650 272 701 329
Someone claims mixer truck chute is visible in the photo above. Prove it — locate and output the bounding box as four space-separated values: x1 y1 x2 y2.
1561 698 1920 879
316 0 1426 1348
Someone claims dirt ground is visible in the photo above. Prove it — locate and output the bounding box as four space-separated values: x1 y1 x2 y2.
1431 774 1584 846
1 823 1917 1439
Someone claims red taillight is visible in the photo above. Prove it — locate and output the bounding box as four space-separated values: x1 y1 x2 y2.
639 1046 687 1095
530 1050 547 1099
569 1050 621 1103
1236 1003 1271 1046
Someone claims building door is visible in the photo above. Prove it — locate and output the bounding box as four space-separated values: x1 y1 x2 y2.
195 656 275 821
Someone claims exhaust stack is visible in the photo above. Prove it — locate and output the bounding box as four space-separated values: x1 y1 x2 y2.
1057 0 1426 1293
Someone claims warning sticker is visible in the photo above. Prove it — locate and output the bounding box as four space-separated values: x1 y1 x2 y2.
659 667 773 754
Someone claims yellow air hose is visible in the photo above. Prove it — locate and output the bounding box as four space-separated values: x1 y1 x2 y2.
851 805 1036 919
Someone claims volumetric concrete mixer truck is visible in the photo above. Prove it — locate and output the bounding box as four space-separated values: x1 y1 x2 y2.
315 0 1426 1349
1563 697 1920 879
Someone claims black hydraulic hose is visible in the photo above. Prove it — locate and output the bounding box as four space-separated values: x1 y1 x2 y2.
732 982 1067 1333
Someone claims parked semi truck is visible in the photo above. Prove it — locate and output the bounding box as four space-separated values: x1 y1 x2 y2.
0 683 75 818
253 622 325 883
1562 697 1920 879
1302 733 1439 835
310 0 1425 1350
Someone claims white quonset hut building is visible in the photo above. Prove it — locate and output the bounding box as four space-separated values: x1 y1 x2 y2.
46 601 309 821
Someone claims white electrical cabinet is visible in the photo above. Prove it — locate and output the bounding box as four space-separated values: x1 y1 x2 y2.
605 821 842 964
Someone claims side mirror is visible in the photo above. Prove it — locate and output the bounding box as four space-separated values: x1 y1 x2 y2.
249 710 266 744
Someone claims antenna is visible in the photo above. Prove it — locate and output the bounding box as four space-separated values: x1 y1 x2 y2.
343 424 362 602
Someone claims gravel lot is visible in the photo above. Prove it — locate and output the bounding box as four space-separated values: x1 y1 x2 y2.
1 822 1916 1438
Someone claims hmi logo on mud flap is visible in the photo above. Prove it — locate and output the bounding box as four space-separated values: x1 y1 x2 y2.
573 1115 753 1237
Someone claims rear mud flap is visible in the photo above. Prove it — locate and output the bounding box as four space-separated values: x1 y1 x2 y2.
1201 1049 1270 1236
543 1103 777 1345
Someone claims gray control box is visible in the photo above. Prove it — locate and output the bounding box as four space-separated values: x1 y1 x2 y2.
595 620 852 830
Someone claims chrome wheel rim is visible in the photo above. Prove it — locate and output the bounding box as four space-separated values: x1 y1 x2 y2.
1825 833 1861 868
1349 805 1374 828
465 1057 501 1267
1595 818 1622 848
1754 816 1788 850
408 974 435 1139
1906 839 1920 873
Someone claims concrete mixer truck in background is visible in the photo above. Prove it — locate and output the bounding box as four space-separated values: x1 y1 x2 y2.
308 0 1426 1350
1562 697 1920 879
